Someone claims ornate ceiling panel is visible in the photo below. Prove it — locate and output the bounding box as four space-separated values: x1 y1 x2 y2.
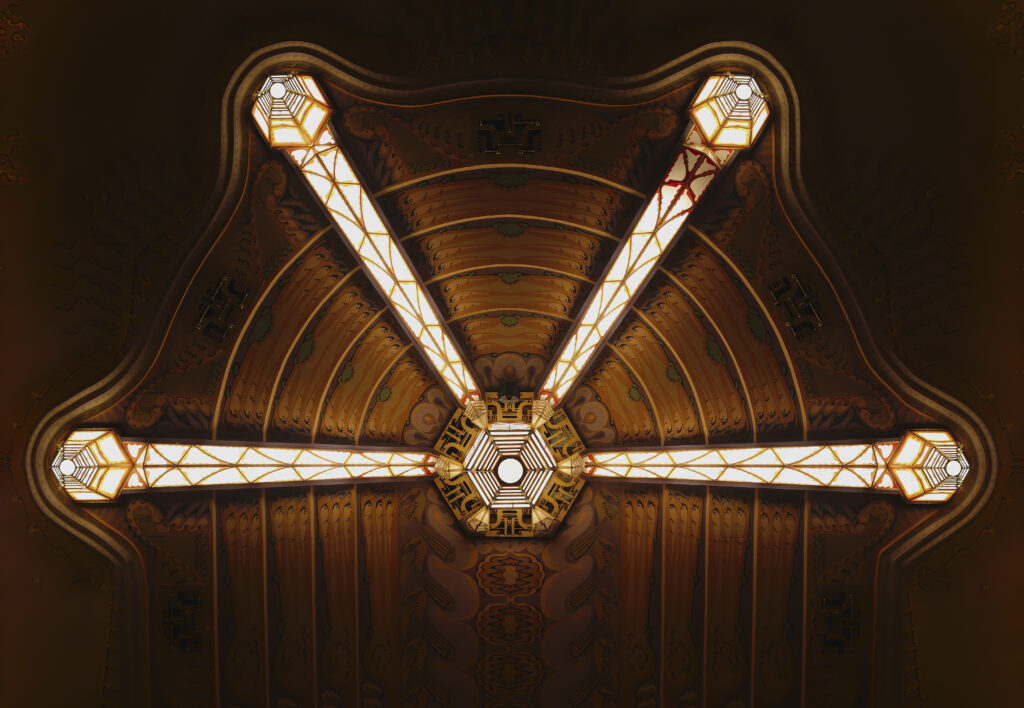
317 316 416 444
566 124 930 449
44 43 989 708
321 86 695 391
413 223 609 281
266 272 383 440
323 88 693 191
218 239 356 439
85 136 456 447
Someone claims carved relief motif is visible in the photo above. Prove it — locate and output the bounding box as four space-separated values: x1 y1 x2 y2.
800 334 903 435
362 354 436 442
667 241 800 437
706 492 751 706
316 489 358 704
564 384 616 446
618 490 660 702
474 352 548 392
0 132 27 182
478 552 545 598
219 498 266 707
267 493 314 705
476 602 544 646
477 651 544 694
409 484 482 706
611 319 703 443
663 490 704 703
755 497 801 706
125 499 214 706
0 6 30 58
403 385 454 446
360 489 400 703
807 498 897 707
584 353 658 443
636 279 751 442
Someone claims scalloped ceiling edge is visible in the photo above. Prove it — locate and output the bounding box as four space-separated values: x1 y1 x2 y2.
23 40 996 704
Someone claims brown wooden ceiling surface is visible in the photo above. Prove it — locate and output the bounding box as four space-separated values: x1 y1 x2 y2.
6 2 1021 707
87 86 932 449
87 479 932 707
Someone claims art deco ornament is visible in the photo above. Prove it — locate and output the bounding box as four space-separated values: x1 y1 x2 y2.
251 75 331 148
49 71 970 535
689 73 769 148
431 392 587 537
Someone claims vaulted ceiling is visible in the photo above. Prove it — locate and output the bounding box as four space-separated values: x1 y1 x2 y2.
2 2 1021 707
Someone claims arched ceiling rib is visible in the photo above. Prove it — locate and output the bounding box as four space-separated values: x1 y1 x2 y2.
89 68 933 453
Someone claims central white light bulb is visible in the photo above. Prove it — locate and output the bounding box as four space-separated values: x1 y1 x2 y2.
496 457 525 485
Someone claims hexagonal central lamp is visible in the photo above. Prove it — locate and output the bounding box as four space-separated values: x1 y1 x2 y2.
432 390 587 537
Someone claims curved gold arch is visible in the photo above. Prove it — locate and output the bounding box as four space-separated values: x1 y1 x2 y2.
26 41 996 706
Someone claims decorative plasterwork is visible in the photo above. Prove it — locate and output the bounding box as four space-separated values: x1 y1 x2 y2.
27 43 997 705
50 71 971 532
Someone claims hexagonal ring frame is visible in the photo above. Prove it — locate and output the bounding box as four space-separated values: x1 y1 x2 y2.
432 392 587 537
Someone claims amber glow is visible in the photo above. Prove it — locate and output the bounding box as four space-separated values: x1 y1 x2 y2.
689 74 770 148
52 429 433 501
52 74 968 513
539 74 768 402
588 430 967 502
252 74 480 403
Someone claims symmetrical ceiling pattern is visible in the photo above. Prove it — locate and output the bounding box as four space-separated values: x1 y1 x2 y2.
83 67 939 488
35 41 988 706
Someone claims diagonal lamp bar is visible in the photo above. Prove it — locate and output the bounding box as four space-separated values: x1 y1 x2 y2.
538 74 769 404
52 428 966 503
52 429 435 502
591 429 968 502
49 72 969 511
251 74 482 405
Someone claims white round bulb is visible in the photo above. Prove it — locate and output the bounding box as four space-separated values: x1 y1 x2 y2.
496 457 525 485
735 83 753 100
58 459 76 476
269 82 287 99
945 459 963 477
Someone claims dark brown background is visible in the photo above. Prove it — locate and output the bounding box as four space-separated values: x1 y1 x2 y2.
0 1 1021 706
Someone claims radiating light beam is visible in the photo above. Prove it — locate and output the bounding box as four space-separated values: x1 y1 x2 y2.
539 74 770 403
252 74 481 403
52 429 434 501
587 429 968 502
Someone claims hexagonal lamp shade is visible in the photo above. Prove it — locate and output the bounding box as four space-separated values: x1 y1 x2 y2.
888 430 969 502
431 392 587 537
51 429 133 501
48 71 972 532
251 75 331 148
689 74 770 148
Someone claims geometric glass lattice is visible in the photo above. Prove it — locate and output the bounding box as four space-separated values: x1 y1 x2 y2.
431 390 586 537
51 72 970 536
